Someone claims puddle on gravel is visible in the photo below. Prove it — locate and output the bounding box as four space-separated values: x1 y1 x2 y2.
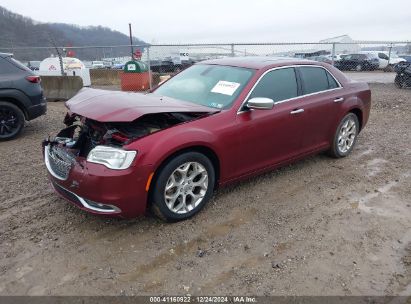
118 208 257 282
350 172 411 219
365 158 388 177
355 148 373 158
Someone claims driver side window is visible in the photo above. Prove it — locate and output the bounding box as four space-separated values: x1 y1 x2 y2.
248 68 298 103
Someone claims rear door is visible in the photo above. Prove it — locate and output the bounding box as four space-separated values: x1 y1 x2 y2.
296 66 343 152
0 56 17 88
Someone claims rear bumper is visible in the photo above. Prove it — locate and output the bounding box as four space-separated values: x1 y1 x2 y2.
43 144 153 218
27 100 47 120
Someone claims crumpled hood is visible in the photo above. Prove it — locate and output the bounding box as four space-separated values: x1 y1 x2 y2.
66 88 218 122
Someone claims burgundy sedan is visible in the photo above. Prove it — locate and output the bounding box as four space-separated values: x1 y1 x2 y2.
43 57 371 221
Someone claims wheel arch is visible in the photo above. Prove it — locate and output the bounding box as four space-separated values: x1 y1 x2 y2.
0 92 29 120
152 145 220 188
348 107 363 131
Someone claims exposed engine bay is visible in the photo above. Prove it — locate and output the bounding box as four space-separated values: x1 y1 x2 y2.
47 111 207 158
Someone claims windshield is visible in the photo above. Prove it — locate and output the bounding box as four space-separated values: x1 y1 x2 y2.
153 64 255 109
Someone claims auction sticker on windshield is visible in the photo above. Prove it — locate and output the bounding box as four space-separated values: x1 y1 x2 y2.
211 81 241 96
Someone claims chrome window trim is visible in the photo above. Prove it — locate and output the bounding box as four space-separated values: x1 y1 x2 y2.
237 64 343 114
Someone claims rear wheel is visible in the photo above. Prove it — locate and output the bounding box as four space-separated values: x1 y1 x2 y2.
150 152 215 222
384 64 395 72
0 101 25 140
329 113 359 158
395 75 405 89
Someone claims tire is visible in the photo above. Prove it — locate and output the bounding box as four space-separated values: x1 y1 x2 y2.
395 75 404 89
0 101 25 140
328 113 359 158
150 152 215 222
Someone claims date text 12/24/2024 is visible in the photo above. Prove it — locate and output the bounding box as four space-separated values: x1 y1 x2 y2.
149 296 257 303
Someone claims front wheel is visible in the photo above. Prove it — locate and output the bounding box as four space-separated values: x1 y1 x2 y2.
329 113 359 158
150 152 215 222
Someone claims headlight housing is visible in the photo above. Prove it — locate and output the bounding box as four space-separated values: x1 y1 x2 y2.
87 146 137 170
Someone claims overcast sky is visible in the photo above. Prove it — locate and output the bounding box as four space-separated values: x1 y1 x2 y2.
1 0 410 43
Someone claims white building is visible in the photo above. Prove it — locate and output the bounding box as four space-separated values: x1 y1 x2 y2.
320 35 360 54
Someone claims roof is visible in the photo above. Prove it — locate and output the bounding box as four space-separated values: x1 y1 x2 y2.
319 35 354 43
199 56 316 69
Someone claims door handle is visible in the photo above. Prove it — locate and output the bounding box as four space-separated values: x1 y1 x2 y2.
290 109 304 115
334 97 344 103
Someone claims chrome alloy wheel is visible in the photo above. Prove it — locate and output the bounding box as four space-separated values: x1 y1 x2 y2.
164 162 209 214
337 117 357 153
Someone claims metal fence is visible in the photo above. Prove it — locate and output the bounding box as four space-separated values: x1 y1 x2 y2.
1 41 410 90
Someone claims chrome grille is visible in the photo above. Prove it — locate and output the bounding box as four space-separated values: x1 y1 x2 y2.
45 145 74 180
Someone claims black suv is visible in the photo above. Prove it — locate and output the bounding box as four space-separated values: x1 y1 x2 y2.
0 53 46 140
335 53 380 71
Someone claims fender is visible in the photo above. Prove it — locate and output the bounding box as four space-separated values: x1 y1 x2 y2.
129 125 220 171
0 88 31 118
336 78 370 126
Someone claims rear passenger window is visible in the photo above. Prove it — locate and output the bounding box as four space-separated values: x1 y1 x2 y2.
8 57 31 72
299 66 338 94
0 58 18 74
249 68 298 103
326 70 339 89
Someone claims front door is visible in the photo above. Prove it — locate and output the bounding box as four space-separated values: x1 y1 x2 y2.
225 67 306 179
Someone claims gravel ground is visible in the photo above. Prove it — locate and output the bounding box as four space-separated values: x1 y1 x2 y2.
0 84 410 296
344 72 396 84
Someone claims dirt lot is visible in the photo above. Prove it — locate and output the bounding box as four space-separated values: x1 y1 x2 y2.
345 72 396 84
0 84 410 296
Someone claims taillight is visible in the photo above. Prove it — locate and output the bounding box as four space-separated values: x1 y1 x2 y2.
25 75 41 83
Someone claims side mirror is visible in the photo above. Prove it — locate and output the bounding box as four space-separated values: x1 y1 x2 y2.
246 97 274 110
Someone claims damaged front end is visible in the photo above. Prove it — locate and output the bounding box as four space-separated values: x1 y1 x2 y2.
43 111 209 179
42 88 220 217
43 110 212 217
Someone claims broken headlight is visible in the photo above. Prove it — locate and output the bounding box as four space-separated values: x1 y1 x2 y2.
87 146 137 170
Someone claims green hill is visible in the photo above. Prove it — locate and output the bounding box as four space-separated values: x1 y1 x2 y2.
0 6 146 61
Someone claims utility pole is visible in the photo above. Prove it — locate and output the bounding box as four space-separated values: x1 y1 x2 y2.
388 43 393 65
129 23 134 60
10 37 14 55
48 34 65 76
